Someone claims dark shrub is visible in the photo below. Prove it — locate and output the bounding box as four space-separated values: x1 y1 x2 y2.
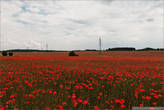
2 51 8 56
9 52 13 56
69 51 78 56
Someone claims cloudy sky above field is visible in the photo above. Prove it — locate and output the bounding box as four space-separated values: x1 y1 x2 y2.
0 0 163 50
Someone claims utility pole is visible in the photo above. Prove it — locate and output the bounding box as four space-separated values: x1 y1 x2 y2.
0 34 1 51
46 43 48 51
99 37 102 55
0 0 1 52
41 41 43 50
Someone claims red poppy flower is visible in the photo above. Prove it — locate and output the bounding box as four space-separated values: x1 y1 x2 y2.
120 104 126 108
83 100 88 105
94 106 100 110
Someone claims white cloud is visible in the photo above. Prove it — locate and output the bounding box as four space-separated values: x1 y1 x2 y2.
0 0 163 50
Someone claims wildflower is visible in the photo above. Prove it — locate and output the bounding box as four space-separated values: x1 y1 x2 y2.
53 91 57 96
29 94 34 98
115 99 125 104
150 93 156 96
150 89 154 91
27 83 32 87
45 107 51 110
59 106 63 110
158 94 162 97
75 85 79 89
23 94 28 97
0 95 4 98
67 95 71 98
0 107 5 110
6 100 12 104
3 88 8 90
130 83 134 86
83 100 88 105
10 93 17 98
152 84 155 86
120 104 126 108
105 100 110 104
62 102 67 105
120 99 125 103
97 96 101 100
145 96 151 100
65 86 70 90
59 85 63 88
110 105 114 109
88 87 94 90
25 101 30 104
152 102 157 106
73 100 78 108
115 99 120 103
154 95 159 99
139 104 143 107
139 89 146 92
99 92 103 96
72 94 76 99
49 90 52 94
94 106 100 110
43 90 46 93
12 99 16 103
77 99 82 103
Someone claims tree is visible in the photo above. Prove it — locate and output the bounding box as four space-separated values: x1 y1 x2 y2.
2 51 8 56
69 51 78 56
9 52 13 56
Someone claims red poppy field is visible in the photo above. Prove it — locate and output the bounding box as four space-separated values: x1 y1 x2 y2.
0 52 164 110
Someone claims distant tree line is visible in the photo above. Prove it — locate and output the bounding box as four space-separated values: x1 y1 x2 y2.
106 47 135 51
85 49 97 51
1 47 164 57
1 47 164 52
84 47 164 51
1 51 13 56
137 47 164 51
106 47 164 51
2 49 56 52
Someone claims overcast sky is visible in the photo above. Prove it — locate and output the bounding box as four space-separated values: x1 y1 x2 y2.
0 0 163 50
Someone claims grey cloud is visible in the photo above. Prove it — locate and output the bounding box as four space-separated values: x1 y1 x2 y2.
22 40 41 49
146 18 154 22
70 19 90 25
12 13 20 17
16 19 33 25
0 0 163 50
98 0 114 4
21 5 31 13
